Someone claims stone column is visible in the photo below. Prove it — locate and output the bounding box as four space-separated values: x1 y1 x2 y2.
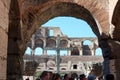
107 40 120 80
67 50 71 56
7 0 23 79
91 49 95 56
43 39 47 55
100 39 120 80
7 38 24 80
79 47 83 56
43 48 47 55
99 39 111 77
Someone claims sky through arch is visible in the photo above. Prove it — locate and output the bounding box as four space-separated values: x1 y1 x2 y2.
25 17 102 55
42 17 102 55
42 17 96 37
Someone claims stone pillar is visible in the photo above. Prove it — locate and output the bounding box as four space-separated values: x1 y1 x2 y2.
79 47 83 56
99 39 111 76
7 39 24 80
67 50 71 56
67 61 71 70
43 48 47 55
7 0 23 79
109 59 120 80
107 40 120 80
43 39 47 55
100 39 120 80
91 49 95 56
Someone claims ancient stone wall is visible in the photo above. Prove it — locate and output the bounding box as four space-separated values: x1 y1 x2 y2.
0 0 10 79
0 0 119 79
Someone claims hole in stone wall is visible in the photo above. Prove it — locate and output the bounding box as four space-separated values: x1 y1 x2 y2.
73 64 77 69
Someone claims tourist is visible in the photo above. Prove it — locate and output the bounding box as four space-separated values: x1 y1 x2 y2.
37 71 50 80
48 71 53 80
87 75 96 80
79 74 87 80
63 73 71 80
51 73 62 80
70 73 78 80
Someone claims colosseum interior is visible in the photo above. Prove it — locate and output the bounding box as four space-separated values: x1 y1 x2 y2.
0 0 120 80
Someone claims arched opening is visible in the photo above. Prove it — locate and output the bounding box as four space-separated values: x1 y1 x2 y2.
42 17 97 37
83 40 92 55
8 0 109 79
35 39 44 48
95 48 102 56
25 47 32 55
34 47 43 55
60 39 68 48
46 38 56 47
71 47 79 56
83 40 92 45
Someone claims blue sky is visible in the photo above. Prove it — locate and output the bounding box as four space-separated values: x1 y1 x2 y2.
25 17 102 55
42 17 96 37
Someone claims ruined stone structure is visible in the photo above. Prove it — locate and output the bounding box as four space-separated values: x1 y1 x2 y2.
23 27 103 77
0 0 120 80
28 27 100 56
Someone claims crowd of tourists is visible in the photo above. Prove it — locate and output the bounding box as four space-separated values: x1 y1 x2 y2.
31 71 114 80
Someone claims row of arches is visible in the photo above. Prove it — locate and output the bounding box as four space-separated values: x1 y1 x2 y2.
28 37 98 48
25 46 102 56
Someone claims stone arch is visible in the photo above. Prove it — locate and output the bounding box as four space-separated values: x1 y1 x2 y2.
83 40 92 45
83 40 92 55
22 0 109 43
71 46 79 55
34 39 44 48
46 38 56 47
6 0 120 79
60 39 68 48
25 47 32 55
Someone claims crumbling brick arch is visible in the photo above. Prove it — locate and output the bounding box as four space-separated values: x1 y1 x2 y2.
71 46 79 55
22 1 110 78
60 39 68 48
46 38 56 47
35 39 44 48
22 0 109 43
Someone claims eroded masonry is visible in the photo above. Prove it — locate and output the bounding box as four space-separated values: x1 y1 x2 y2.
23 27 103 76
0 0 120 80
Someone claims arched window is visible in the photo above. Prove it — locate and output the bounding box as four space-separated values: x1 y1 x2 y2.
35 47 43 55
25 47 32 55
83 40 92 45
95 48 102 56
46 38 56 47
71 47 79 55
83 40 92 55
